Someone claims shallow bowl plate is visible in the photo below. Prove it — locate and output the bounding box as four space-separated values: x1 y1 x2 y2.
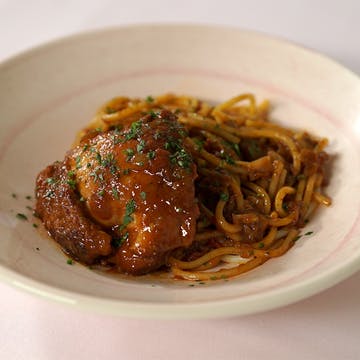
0 25 360 318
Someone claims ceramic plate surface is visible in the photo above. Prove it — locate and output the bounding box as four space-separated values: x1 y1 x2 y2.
0 25 360 318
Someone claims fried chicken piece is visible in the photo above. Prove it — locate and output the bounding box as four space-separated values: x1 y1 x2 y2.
36 110 199 274
35 162 112 263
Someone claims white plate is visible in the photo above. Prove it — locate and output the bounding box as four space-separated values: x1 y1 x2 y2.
0 25 359 319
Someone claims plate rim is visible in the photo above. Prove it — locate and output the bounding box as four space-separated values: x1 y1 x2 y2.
1 23 360 318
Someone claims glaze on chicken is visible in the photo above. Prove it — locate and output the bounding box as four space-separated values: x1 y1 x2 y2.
35 110 199 275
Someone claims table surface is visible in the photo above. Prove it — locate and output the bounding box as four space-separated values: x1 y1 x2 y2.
1 1 359 359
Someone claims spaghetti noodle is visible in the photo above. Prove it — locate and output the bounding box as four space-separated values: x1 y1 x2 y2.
73 93 331 281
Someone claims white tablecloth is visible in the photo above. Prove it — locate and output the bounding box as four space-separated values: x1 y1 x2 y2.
1 1 359 359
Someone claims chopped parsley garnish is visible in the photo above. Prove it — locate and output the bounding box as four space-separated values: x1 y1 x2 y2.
105 106 117 114
66 171 77 190
25 195 32 200
112 187 119 200
232 142 241 157
97 189 105 197
219 193 229 201
11 193 17 199
46 177 56 185
146 95 154 103
95 152 102 164
66 259 73 265
101 153 118 174
305 231 314 236
123 168 130 175
125 120 142 140
220 150 235 165
75 155 82 169
258 242 265 249
169 148 192 169
112 232 129 248
140 191 147 200
32 223 38 228
16 213 28 221
136 139 146 153
147 150 156 160
119 199 137 231
294 235 302 242
124 148 135 161
148 110 157 119
248 140 261 159
193 138 204 151
164 137 193 169
82 144 89 152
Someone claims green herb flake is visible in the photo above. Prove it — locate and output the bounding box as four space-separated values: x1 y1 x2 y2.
124 148 135 161
25 195 32 200
97 189 105 197
210 276 218 281
248 140 261 159
112 232 129 248
220 150 235 165
294 235 302 242
105 106 117 114
66 179 77 190
11 193 17 199
147 150 156 160
169 148 192 169
305 231 314 236
46 177 56 185
95 152 102 164
232 143 241 157
66 259 73 265
140 191 147 200
258 242 265 249
148 110 157 119
146 95 154 103
193 138 204 151
220 193 229 202
125 120 142 140
75 155 82 169
125 198 136 216
112 187 119 200
137 139 146 153
16 213 28 221
32 223 38 228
